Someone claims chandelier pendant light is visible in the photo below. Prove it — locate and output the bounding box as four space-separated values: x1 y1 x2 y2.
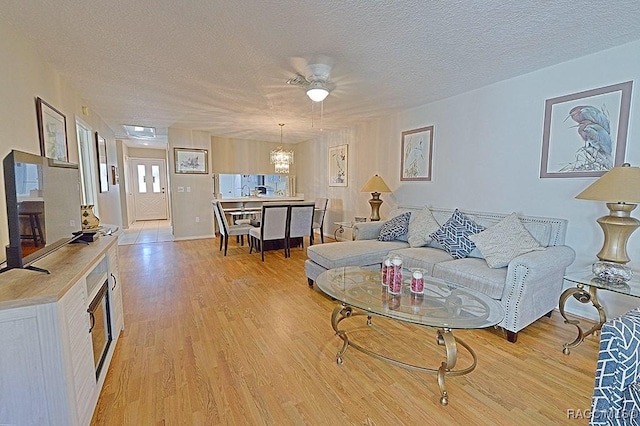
270 123 294 174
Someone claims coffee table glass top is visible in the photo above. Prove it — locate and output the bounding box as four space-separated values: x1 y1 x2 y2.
316 266 504 329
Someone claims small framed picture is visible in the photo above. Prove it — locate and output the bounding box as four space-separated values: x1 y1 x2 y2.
174 148 208 174
328 144 348 187
401 126 434 181
36 97 69 162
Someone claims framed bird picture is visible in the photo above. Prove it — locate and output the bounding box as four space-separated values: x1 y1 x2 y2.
401 126 434 181
540 81 632 178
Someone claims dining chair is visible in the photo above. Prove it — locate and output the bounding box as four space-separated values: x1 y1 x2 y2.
311 197 329 245
212 201 253 256
249 202 289 261
287 201 315 255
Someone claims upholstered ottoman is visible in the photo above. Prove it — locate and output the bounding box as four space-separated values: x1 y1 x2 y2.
305 240 409 286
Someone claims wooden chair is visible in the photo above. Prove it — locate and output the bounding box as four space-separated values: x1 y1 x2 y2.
18 201 46 246
249 203 289 261
311 197 328 245
287 202 315 255
212 201 253 256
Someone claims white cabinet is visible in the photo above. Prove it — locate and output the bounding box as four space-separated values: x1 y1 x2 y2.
0 237 123 425
58 276 98 425
107 244 124 338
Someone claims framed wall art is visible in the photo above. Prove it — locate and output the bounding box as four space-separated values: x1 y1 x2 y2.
36 97 69 162
95 132 109 192
174 148 208 174
401 125 433 181
111 165 119 185
329 144 348 187
540 81 632 178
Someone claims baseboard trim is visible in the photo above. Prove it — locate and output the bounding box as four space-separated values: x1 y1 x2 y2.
173 234 216 241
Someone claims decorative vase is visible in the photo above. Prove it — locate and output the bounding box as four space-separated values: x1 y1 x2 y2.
81 205 100 231
592 261 633 285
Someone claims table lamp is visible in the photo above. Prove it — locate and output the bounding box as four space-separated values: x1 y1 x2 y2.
361 174 391 221
575 163 640 264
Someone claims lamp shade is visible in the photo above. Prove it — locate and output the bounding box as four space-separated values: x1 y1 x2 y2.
575 164 640 202
361 174 391 193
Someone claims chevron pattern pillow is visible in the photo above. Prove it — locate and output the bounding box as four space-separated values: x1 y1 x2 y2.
429 209 484 259
378 212 411 241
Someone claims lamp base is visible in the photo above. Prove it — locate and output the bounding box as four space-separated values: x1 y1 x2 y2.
596 203 640 264
368 192 383 221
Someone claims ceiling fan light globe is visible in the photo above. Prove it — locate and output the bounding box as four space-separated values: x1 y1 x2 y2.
306 87 329 102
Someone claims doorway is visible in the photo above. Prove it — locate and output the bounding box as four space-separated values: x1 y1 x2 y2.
130 158 168 221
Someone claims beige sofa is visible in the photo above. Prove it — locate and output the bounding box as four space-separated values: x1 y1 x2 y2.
305 206 576 342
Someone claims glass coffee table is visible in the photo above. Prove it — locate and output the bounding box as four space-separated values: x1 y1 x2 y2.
315 266 504 406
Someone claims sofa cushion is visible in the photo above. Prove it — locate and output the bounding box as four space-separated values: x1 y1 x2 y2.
429 209 484 259
307 240 409 269
432 258 507 299
407 207 440 248
378 212 411 241
469 213 546 268
390 247 454 275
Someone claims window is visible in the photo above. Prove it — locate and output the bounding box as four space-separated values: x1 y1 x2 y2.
137 164 147 193
76 120 99 215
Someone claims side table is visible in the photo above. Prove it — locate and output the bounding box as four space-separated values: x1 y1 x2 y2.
333 221 355 240
560 269 640 354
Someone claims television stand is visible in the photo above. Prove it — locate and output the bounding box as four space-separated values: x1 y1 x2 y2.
25 264 50 274
0 263 50 274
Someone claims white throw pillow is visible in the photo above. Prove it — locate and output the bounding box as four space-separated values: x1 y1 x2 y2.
468 213 545 268
407 207 440 248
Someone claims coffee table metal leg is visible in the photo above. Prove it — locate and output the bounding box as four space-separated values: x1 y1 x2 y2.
332 304 352 365
436 329 456 406
330 305 479 405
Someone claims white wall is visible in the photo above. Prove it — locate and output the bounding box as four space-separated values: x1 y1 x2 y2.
168 128 215 240
298 39 640 320
0 19 122 258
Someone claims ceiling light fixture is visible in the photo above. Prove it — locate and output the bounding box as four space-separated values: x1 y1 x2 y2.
306 81 330 102
270 123 294 174
123 124 156 139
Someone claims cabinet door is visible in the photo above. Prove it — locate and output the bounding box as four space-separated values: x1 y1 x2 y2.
59 278 98 425
108 244 124 335
0 306 51 424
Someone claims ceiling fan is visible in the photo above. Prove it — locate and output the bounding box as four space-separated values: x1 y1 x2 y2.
287 63 336 102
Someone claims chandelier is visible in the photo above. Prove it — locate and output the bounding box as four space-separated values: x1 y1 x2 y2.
270 123 294 174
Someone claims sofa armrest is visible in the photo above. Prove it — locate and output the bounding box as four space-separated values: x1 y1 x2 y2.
500 245 576 333
352 222 384 240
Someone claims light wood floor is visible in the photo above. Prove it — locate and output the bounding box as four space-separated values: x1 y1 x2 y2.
92 236 599 425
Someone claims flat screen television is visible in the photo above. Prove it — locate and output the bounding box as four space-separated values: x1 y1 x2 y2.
2 150 83 273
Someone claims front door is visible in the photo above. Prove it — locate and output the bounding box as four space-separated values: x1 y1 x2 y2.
131 159 168 221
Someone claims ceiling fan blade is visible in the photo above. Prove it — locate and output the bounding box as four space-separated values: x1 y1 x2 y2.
286 74 310 87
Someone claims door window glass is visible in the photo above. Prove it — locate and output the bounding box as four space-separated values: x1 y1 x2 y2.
137 164 147 193
151 165 160 193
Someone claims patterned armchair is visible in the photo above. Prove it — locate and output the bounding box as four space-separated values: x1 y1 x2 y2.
590 307 640 425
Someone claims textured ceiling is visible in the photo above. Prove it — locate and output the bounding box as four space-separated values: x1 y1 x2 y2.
2 1 640 148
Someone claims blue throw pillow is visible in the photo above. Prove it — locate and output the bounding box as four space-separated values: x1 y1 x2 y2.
429 209 484 259
378 212 411 241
